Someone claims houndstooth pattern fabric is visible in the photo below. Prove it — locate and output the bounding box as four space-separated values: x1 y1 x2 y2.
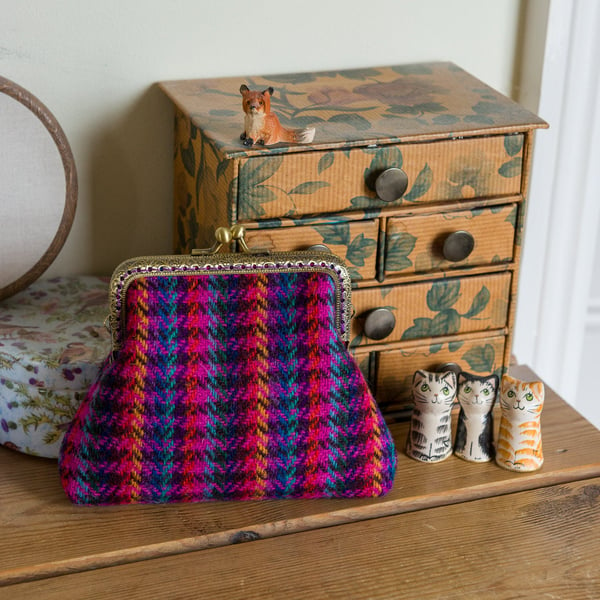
59 270 397 504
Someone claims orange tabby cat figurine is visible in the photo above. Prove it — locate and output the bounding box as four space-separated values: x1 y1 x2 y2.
239 84 316 146
496 374 544 472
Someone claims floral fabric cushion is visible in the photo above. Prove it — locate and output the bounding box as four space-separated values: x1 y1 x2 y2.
0 276 110 457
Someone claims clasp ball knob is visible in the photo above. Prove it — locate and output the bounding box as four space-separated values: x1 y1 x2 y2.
363 308 396 340
375 168 409 202
442 231 475 262
230 224 246 240
215 227 233 244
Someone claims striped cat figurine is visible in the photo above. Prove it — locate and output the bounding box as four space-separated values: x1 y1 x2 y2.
406 370 457 463
496 374 544 472
454 372 498 463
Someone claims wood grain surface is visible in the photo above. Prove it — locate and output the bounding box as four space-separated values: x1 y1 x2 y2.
9 478 600 599
1 366 599 587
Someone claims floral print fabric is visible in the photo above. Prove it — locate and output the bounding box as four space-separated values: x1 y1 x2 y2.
0 277 110 457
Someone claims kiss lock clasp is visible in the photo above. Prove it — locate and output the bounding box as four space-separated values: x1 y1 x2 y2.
192 225 252 255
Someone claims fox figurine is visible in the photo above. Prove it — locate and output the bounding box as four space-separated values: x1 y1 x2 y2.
239 84 316 146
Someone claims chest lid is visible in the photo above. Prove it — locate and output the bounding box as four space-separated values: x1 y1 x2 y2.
159 62 547 159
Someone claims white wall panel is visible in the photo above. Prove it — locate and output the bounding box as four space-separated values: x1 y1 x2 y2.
514 0 600 429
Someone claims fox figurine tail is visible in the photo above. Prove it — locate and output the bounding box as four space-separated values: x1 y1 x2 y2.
280 126 316 144
240 84 315 146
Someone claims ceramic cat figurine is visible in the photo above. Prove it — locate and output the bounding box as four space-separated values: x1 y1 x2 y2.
496 374 544 472
454 372 498 462
406 370 457 463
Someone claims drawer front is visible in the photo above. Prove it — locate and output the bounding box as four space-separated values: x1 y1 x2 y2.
350 272 511 346
236 134 523 220
375 335 506 411
245 219 378 281
384 203 517 276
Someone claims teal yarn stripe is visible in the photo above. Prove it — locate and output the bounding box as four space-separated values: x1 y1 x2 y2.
321 281 346 496
154 277 179 502
278 272 300 496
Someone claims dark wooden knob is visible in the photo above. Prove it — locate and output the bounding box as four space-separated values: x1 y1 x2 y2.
363 308 396 340
307 244 331 253
435 362 462 376
442 231 475 262
375 168 409 202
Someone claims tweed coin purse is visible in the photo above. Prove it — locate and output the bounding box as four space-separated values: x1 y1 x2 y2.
59 226 397 505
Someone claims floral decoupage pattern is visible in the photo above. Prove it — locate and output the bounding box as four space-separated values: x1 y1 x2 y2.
244 219 378 282
161 62 544 251
384 203 517 276
232 134 522 220
0 277 110 457
160 63 547 416
350 273 511 347
376 335 506 412
161 63 546 158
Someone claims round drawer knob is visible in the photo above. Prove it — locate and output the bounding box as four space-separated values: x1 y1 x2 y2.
435 362 462 376
363 308 396 340
442 231 475 262
307 244 331 253
375 168 409 203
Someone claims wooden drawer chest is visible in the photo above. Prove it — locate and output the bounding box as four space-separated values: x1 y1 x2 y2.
159 63 546 416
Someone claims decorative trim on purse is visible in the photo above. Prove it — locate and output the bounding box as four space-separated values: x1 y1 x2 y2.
59 226 397 504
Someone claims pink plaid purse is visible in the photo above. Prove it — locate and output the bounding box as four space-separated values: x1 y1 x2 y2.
59 226 397 504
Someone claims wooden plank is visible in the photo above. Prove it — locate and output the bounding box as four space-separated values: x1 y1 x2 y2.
1 365 599 586
8 478 600 599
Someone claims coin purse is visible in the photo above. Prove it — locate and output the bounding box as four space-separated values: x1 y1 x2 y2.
59 226 397 504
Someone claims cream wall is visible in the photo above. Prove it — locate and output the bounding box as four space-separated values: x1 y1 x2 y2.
2 0 523 276
512 0 600 429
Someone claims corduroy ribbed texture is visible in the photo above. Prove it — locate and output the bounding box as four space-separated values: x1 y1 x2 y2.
58 270 396 504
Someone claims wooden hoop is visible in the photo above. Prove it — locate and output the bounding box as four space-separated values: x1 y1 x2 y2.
0 77 77 301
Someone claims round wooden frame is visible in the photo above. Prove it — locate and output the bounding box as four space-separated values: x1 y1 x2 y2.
0 76 77 301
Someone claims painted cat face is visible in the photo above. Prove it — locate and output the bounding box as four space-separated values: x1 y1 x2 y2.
500 374 544 421
458 372 498 415
413 370 457 409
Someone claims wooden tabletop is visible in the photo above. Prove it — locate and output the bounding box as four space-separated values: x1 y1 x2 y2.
2 365 600 594
9 478 600 599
